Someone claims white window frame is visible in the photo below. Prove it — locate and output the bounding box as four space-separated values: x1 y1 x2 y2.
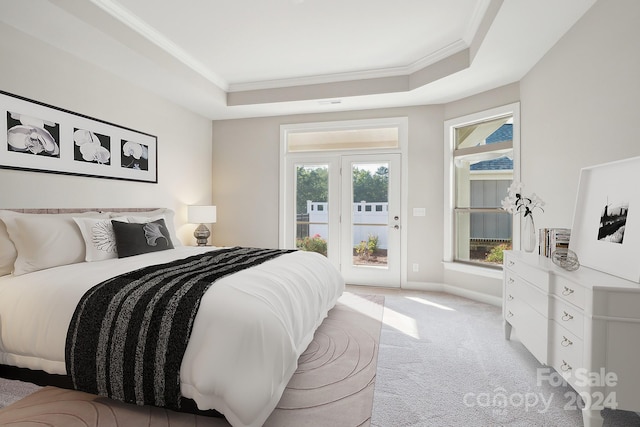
443 102 520 277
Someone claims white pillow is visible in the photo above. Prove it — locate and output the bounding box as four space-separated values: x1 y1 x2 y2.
2 211 106 276
74 216 128 262
110 208 182 246
0 215 17 276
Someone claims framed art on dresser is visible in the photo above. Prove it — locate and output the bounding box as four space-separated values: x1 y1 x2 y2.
0 90 157 183
569 156 640 282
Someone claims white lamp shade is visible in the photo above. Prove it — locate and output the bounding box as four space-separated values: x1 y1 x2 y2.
188 205 217 223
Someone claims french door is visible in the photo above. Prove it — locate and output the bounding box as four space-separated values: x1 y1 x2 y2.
284 153 401 287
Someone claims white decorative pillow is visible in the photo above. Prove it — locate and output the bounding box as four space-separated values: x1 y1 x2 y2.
74 216 128 262
111 208 182 246
2 211 106 276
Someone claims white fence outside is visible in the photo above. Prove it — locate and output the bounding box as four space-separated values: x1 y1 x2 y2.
305 201 389 249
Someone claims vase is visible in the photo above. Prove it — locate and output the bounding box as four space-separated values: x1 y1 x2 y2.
523 215 536 253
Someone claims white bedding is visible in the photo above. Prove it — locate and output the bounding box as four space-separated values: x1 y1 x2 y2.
0 246 345 427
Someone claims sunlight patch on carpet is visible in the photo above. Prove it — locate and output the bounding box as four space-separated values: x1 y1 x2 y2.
339 292 419 339
405 296 456 311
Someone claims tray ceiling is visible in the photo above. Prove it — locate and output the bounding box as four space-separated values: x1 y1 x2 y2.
0 0 596 119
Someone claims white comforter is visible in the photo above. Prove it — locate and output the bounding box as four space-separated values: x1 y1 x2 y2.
0 246 344 427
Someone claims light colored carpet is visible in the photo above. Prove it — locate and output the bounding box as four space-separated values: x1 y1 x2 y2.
0 379 41 409
0 292 383 427
369 290 640 427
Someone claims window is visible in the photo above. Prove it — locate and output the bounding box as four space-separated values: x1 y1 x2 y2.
287 127 399 152
444 103 520 269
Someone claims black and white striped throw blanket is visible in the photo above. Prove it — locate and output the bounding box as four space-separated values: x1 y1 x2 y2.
65 246 294 410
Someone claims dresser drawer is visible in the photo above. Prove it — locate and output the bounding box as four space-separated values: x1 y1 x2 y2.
504 255 549 293
505 270 548 317
550 296 584 339
550 276 585 309
549 321 584 389
505 296 548 364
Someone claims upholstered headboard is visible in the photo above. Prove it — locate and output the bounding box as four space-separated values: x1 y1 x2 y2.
5 208 160 214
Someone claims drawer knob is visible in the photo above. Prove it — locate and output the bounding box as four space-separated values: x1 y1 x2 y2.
561 311 574 321
561 360 572 372
562 286 575 296
507 294 514 301
508 261 515 267
506 311 514 318
561 336 573 347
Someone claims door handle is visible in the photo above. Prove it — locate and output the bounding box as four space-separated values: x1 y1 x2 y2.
390 224 400 229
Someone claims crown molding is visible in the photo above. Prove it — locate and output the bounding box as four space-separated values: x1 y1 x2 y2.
89 0 229 91
464 0 493 45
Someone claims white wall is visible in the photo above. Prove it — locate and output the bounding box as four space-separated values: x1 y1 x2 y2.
213 0 640 299
0 24 214 244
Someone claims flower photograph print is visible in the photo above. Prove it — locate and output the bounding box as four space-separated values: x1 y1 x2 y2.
74 128 111 165
1 90 157 183
7 111 60 157
121 140 148 171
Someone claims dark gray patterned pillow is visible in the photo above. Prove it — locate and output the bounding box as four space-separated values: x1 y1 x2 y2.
111 218 174 258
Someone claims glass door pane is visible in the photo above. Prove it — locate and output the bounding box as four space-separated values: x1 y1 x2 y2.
295 164 329 257
341 153 401 287
351 162 389 267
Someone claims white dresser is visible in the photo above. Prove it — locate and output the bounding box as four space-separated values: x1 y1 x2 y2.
503 250 640 427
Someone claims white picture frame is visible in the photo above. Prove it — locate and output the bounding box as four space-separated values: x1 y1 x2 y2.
569 156 640 282
1 90 157 183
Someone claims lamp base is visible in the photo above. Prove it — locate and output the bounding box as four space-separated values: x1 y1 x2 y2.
194 223 211 246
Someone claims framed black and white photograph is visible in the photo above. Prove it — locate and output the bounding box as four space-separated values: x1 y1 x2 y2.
1 90 157 183
569 156 640 282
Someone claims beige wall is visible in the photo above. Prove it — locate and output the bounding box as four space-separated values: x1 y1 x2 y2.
212 106 445 284
442 0 640 298
4 0 636 299
520 0 640 232
0 24 214 244
213 0 640 299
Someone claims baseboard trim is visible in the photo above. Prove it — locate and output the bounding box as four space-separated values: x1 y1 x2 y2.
403 281 502 307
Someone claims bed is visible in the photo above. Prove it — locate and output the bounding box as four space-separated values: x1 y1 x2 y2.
0 208 345 427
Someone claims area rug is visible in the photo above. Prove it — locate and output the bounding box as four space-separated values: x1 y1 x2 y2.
0 292 383 427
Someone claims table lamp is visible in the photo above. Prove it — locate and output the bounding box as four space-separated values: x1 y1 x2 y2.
188 205 217 246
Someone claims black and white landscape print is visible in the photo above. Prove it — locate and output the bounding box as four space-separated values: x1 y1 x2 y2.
598 199 629 244
6 111 60 157
73 128 111 165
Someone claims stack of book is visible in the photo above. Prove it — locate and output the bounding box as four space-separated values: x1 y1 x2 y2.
539 228 571 258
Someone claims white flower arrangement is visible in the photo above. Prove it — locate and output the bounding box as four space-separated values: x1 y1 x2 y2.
501 182 545 219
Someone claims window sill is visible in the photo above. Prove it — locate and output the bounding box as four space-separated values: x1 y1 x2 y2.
442 261 503 280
